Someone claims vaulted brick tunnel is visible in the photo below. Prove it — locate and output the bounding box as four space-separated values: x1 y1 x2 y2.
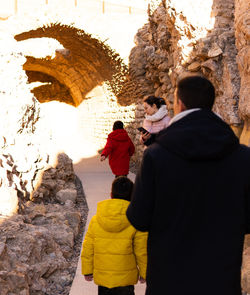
14 23 129 107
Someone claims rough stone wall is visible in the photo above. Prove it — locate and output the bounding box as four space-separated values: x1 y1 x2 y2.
243 236 250 294
130 0 242 133
235 1 250 292
0 154 86 295
77 85 143 170
235 0 250 146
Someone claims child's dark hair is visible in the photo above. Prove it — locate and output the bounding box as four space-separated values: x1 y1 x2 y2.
113 120 124 130
143 96 166 109
111 176 133 201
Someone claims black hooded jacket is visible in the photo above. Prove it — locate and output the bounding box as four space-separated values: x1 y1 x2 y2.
127 110 250 295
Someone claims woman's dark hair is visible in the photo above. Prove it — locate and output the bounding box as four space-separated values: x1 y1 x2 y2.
111 176 133 201
113 120 124 131
143 96 166 109
176 76 215 110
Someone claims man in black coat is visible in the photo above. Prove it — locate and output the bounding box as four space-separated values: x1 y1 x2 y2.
126 75 250 295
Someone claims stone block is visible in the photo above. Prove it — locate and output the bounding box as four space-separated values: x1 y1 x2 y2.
188 61 201 72
201 59 218 72
208 43 223 58
56 189 77 204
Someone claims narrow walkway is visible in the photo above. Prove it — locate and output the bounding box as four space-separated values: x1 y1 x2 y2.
70 155 146 295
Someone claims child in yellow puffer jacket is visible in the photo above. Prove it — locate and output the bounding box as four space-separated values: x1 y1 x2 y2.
81 176 147 295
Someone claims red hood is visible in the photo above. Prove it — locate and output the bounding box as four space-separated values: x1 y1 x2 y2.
108 129 130 142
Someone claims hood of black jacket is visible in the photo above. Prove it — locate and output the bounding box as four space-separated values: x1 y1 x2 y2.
108 129 130 142
155 110 239 160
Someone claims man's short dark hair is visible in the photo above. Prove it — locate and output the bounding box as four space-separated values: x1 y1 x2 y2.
176 76 215 110
113 120 124 130
111 176 133 201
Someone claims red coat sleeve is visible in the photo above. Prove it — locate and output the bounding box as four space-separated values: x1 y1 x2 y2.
101 136 113 157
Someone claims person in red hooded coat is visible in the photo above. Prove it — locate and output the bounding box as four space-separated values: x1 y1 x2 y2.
101 121 135 177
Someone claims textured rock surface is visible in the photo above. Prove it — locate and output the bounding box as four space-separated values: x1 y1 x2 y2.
235 0 250 146
56 189 77 204
130 0 242 127
242 236 250 294
235 1 250 291
120 0 247 166
0 198 86 295
31 153 76 202
0 158 87 295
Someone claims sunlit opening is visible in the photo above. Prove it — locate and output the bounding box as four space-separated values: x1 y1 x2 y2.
17 37 64 59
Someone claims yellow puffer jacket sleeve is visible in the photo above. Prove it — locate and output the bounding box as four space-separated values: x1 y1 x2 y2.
134 230 148 279
81 217 95 275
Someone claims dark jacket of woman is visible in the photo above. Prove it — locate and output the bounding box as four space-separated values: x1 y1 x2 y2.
102 129 135 176
126 110 250 295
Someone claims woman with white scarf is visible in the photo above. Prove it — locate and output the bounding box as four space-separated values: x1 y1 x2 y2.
140 96 170 145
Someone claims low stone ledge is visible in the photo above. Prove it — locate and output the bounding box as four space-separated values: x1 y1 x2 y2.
56 188 77 204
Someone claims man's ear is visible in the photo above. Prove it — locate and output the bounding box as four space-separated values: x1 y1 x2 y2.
174 90 182 115
179 99 187 112
110 192 113 199
174 94 187 115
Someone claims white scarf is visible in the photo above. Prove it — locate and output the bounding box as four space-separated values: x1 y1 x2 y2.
168 108 201 126
145 105 168 122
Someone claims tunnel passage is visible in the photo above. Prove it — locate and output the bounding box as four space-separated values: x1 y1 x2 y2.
14 23 129 107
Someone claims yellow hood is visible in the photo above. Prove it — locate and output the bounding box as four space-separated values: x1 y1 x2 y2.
96 199 130 232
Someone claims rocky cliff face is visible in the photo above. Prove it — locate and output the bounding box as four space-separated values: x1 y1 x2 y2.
127 0 250 159
127 0 248 163
0 195 84 295
130 0 242 126
235 0 250 146
235 1 250 291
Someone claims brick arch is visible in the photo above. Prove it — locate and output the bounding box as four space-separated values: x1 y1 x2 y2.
15 23 128 107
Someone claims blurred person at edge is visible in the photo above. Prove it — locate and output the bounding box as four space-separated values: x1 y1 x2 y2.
127 75 250 295
139 96 170 146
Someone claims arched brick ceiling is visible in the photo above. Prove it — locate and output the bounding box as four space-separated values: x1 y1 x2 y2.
15 23 128 107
